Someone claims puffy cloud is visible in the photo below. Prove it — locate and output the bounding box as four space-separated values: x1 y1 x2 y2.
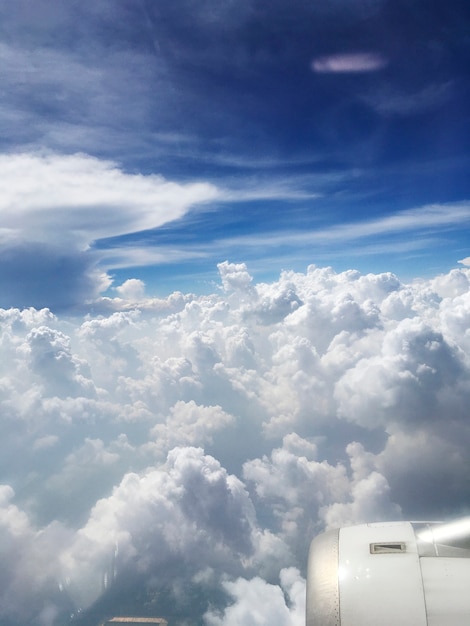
321 442 402 529
334 317 468 430
60 447 259 608
147 400 235 458
0 485 73 624
25 325 96 398
115 279 146 301
1 263 470 624
243 434 400 556
204 568 305 626
430 268 470 299
243 435 349 559
218 261 254 294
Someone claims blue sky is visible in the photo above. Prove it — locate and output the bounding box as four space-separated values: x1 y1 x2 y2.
1 0 470 309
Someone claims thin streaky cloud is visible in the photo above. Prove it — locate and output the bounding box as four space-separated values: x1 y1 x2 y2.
96 202 470 271
311 237 441 259
97 245 210 269
312 202 470 242
216 202 470 249
363 81 454 116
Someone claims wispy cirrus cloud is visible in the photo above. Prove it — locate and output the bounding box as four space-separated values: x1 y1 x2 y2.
363 81 454 116
213 201 470 250
311 201 470 241
92 201 470 288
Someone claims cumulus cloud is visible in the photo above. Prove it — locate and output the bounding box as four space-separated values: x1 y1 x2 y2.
57 446 267 611
147 401 235 458
334 316 467 430
1 262 470 624
243 434 400 558
0 485 73 624
115 279 146 301
204 568 305 626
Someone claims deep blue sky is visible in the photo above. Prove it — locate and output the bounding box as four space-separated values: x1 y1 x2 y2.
1 0 470 306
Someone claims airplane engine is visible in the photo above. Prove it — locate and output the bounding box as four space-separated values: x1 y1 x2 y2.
306 518 470 626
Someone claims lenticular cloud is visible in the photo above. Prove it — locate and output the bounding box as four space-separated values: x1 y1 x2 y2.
1 263 470 625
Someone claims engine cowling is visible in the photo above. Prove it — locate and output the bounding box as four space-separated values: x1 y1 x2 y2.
306 518 470 626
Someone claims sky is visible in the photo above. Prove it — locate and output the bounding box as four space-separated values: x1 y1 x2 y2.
1 1 470 625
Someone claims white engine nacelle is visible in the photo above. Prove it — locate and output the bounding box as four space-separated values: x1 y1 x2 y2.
306 518 470 626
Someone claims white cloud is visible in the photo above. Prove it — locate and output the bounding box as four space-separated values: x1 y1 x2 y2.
0 263 470 623
218 261 255 293
205 202 470 265
0 485 73 624
0 150 467 313
204 568 305 626
25 325 97 398
243 433 400 556
0 152 219 248
334 316 467 430
0 151 219 309
147 400 235 457
321 441 402 529
312 52 387 73
60 446 259 607
115 279 146 300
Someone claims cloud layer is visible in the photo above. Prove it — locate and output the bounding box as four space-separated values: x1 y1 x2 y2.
1 262 469 624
